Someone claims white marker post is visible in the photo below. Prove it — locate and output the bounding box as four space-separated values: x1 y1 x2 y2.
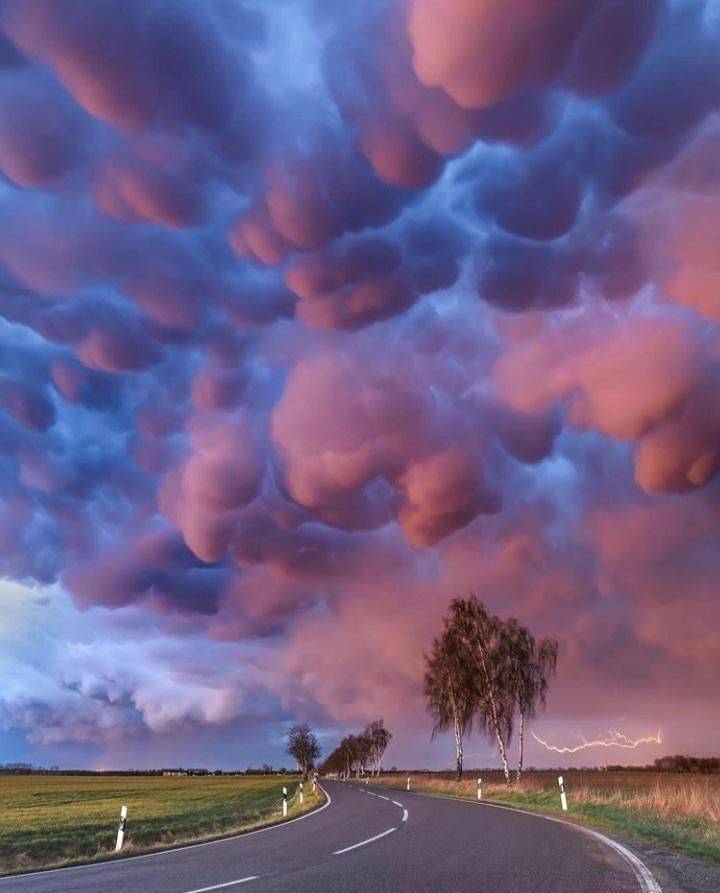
299 782 304 804
477 778 482 801
558 775 568 811
282 786 288 817
115 805 127 852
406 776 411 791
313 777 317 793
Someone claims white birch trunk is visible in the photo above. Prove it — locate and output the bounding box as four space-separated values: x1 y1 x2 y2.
454 714 464 781
516 711 525 784
475 643 512 785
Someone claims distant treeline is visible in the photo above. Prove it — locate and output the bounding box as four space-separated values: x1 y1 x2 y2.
3 755 717 777
339 755 720 775
0 764 296 776
651 755 720 773
320 720 392 778
593 756 720 774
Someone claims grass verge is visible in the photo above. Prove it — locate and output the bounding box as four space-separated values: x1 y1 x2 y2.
363 772 720 865
0 774 324 877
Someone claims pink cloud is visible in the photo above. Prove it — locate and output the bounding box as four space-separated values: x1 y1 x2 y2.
493 311 720 493
160 414 264 563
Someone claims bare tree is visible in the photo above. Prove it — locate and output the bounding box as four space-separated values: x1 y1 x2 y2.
447 596 515 785
339 736 353 779
364 720 392 776
502 621 558 783
319 745 343 777
424 625 475 780
354 732 373 777
286 724 321 780
320 721 392 780
338 734 365 778
425 597 559 786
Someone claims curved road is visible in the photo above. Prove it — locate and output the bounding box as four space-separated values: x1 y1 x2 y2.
0 780 661 892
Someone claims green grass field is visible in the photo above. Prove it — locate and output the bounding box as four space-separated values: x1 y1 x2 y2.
366 771 720 865
0 774 322 876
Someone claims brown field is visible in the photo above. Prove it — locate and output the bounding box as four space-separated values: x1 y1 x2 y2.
411 769 720 820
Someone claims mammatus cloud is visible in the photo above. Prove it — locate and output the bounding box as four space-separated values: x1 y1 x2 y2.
493 311 720 493
1 0 720 764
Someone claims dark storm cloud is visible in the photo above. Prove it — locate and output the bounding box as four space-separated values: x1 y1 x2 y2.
0 0 263 135
1 0 720 755
63 526 231 615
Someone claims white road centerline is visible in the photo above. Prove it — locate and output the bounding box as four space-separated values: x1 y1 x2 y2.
183 877 258 893
351 784 407 823
333 827 397 855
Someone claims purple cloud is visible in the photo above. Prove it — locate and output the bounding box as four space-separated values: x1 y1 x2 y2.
0 0 720 765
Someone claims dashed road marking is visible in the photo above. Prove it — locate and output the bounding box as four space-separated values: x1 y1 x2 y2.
183 877 258 892
333 827 397 855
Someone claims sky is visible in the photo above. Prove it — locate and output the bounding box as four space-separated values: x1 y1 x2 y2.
1 0 720 772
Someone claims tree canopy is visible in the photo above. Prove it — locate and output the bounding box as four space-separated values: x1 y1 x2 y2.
285 723 321 779
423 595 558 784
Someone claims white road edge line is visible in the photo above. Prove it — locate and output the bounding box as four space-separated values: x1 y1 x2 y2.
391 801 402 807
377 795 390 800
402 809 408 823
0 784 333 884
333 827 397 855
576 826 661 893
183 877 258 893
396 786 660 893
473 798 661 893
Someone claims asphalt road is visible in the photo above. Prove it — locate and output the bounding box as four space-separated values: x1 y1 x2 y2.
0 779 661 892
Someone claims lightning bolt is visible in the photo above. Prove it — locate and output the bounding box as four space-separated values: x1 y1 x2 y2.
531 729 662 754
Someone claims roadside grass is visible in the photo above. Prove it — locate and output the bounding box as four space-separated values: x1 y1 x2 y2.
362 771 720 865
0 774 323 876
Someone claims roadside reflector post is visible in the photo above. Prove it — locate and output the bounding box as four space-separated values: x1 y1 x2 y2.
299 782 304 804
312 777 317 792
477 778 482 801
115 805 127 852
406 776 411 791
558 775 568 811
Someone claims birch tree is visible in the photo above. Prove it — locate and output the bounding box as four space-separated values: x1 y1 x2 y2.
502 620 558 783
423 624 475 780
447 596 515 785
320 722 392 778
364 720 392 776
